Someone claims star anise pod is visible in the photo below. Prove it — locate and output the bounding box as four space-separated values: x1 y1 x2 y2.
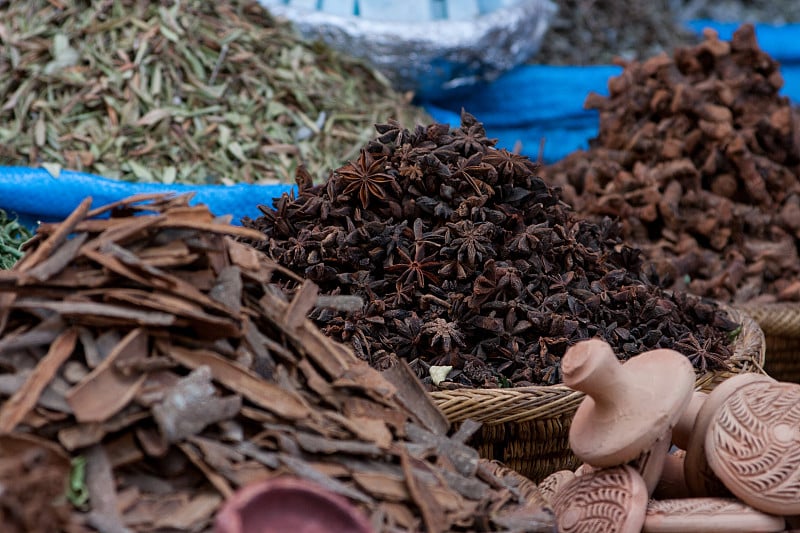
374 119 408 144
256 192 296 238
385 242 441 289
444 220 494 267
673 329 731 373
421 318 465 353
484 148 539 182
334 150 399 208
450 153 497 197
442 110 496 156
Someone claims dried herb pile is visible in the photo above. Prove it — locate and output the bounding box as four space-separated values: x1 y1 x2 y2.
0 194 554 533
545 25 800 305
0 210 32 270
243 112 738 388
0 0 424 184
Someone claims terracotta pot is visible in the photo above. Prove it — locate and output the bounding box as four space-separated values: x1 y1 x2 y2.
214 477 375 533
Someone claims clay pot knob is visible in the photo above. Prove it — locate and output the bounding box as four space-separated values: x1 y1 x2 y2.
564 339 695 467
552 464 648 533
705 379 800 515
214 476 375 533
684 372 775 497
643 498 785 533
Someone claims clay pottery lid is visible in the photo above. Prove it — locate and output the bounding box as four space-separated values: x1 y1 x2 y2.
642 498 785 533
630 430 671 496
653 449 689 500
684 373 775 497
563 339 695 467
214 476 375 533
538 469 576 505
705 379 800 515
672 391 707 450
552 464 648 533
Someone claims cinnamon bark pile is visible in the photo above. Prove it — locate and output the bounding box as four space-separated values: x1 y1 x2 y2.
0 194 552 532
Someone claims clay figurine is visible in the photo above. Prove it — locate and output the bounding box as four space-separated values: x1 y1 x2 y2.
705 378 800 516
563 339 695 467
642 497 785 533
552 464 648 533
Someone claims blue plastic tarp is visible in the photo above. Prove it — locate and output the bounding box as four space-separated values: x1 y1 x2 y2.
421 21 800 163
0 167 295 228
1 20 798 228
423 64 622 162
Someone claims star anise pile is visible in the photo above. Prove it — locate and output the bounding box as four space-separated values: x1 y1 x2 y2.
243 111 738 388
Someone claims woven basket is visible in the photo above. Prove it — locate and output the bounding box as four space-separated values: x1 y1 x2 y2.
738 302 800 383
430 305 765 482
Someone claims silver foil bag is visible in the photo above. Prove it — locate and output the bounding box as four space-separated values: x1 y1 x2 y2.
258 0 556 99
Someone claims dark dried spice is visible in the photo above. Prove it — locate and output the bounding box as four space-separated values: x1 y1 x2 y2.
333 150 400 209
546 25 800 305
244 111 737 388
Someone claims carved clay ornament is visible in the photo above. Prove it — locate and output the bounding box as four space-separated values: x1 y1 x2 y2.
538 469 576 505
552 464 648 533
705 379 800 516
683 373 775 498
642 498 785 533
563 339 695 467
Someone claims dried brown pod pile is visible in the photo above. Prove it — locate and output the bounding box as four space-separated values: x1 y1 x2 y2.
0 194 553 532
545 24 800 305
243 112 739 388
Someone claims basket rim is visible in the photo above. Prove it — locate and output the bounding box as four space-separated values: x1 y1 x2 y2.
738 300 800 337
430 303 765 424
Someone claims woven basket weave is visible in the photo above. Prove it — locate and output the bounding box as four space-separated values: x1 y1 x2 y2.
430 305 765 482
738 302 800 383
